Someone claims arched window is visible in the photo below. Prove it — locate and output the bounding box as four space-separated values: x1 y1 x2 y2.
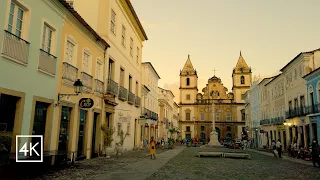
240 76 245 84
186 78 190 86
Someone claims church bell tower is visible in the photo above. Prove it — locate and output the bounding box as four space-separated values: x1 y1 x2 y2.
232 51 252 103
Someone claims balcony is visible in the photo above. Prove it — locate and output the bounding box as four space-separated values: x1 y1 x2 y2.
1 30 30 64
135 96 140 107
142 108 158 121
286 106 308 118
38 49 57 75
128 91 135 105
81 72 93 90
106 79 118 96
118 86 128 101
306 104 320 115
94 79 104 94
62 62 78 82
260 119 270 125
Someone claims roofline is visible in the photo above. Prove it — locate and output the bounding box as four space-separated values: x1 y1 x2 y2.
264 73 282 86
125 0 148 40
280 48 320 72
58 0 110 48
142 62 161 79
302 66 320 79
258 77 273 85
158 87 175 98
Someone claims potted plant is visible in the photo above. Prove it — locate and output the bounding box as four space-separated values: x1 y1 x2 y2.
116 130 129 155
101 124 115 158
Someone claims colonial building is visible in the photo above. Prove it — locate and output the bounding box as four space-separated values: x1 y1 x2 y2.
172 102 180 140
303 66 320 143
158 87 175 140
244 90 251 139
281 49 320 149
52 1 110 162
179 53 251 142
0 0 65 164
72 0 148 151
137 62 160 146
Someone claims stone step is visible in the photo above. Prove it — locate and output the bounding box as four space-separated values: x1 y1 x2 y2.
198 152 224 157
224 153 250 159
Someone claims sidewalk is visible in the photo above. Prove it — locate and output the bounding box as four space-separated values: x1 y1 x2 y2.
247 149 313 166
94 146 185 180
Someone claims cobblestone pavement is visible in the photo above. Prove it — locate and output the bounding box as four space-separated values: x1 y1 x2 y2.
147 147 320 180
17 148 168 180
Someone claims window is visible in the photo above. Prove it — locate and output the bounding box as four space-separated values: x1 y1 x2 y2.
299 66 302 77
120 68 125 86
65 40 75 64
129 75 132 92
186 126 190 132
121 25 126 46
108 59 114 81
288 101 292 111
201 126 205 131
42 24 53 54
186 78 190 86
227 126 231 131
135 81 139 95
216 112 220 121
294 68 297 80
136 47 139 63
294 99 298 111
200 112 205 120
130 38 133 56
241 110 245 121
226 112 231 121
110 10 116 34
117 123 122 136
82 51 90 73
96 61 102 80
127 123 130 135
7 2 24 38
240 76 245 84
186 94 190 100
186 112 190 120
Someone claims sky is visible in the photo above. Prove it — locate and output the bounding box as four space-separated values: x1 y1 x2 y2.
131 0 320 102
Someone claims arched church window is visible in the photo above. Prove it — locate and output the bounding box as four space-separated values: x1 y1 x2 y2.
186 78 190 86
240 76 245 84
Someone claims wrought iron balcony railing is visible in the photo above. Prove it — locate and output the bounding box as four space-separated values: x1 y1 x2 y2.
2 30 30 64
81 72 93 90
118 86 128 101
128 91 135 104
142 108 158 121
38 49 57 75
135 96 140 107
62 62 78 82
94 79 104 94
306 104 320 115
106 79 118 96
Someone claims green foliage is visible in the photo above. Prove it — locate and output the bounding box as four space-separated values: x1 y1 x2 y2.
119 130 129 146
101 124 115 147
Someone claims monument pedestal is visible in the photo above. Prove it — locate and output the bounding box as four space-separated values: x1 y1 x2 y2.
207 131 223 147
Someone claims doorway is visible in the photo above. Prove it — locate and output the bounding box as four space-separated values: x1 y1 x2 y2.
58 106 71 154
300 126 305 148
283 131 287 150
32 101 49 155
305 125 310 147
312 123 318 142
91 113 99 158
0 93 20 165
77 109 87 159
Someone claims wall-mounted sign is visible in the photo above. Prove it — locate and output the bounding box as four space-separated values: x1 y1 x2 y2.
79 98 94 108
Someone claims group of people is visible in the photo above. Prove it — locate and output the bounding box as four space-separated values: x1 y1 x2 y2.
148 137 177 159
271 139 283 158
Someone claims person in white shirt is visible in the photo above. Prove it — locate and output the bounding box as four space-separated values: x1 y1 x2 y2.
276 139 282 158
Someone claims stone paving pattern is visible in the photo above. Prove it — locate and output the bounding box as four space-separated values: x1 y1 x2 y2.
147 147 320 180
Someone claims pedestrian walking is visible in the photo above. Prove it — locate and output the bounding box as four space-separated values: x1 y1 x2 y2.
311 139 320 167
161 138 165 149
272 140 278 157
149 137 156 159
276 139 282 158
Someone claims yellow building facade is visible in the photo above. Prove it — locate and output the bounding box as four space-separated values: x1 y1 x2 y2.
51 2 110 162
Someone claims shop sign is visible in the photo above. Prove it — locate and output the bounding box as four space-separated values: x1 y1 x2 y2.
79 98 94 108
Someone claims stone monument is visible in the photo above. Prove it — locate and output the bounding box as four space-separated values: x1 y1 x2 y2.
208 102 223 147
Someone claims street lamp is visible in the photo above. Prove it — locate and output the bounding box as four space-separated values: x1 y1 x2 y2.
55 79 83 106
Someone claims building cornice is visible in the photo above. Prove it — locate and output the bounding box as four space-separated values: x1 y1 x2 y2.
179 102 245 106
142 62 161 79
119 0 148 41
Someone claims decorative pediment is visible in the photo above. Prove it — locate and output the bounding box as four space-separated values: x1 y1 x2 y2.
185 109 191 113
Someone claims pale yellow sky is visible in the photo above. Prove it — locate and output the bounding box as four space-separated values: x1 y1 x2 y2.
132 0 320 102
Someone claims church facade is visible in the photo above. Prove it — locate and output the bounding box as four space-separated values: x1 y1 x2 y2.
179 53 252 142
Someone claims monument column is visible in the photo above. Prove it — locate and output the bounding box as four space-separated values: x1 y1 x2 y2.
208 102 222 146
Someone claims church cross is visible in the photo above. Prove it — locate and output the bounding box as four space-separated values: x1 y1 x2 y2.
212 68 217 76
188 54 190 59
